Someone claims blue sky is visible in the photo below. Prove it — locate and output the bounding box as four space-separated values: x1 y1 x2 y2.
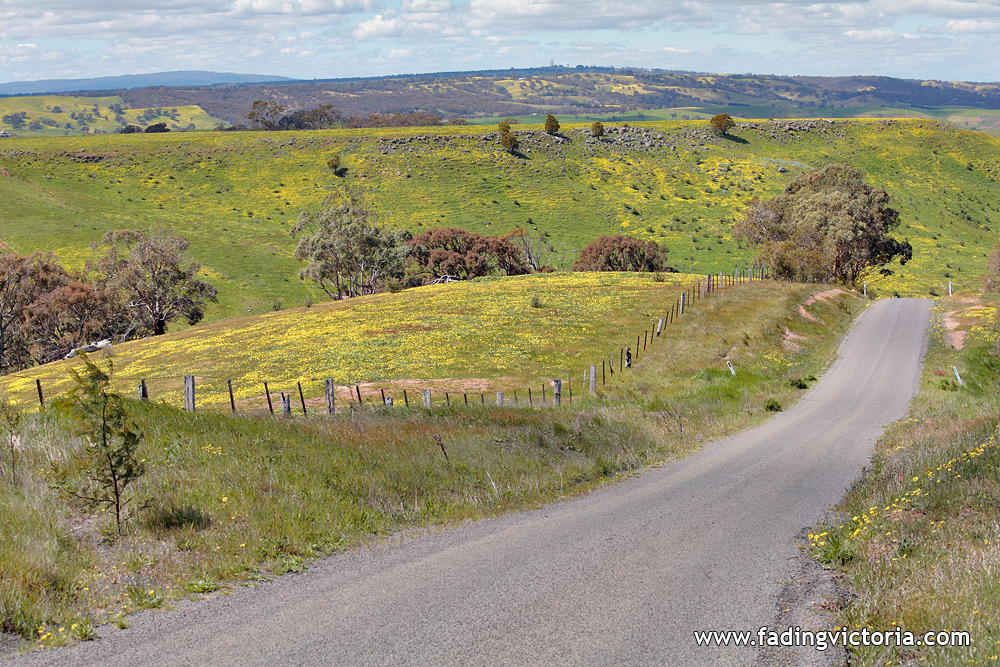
1 0 999 83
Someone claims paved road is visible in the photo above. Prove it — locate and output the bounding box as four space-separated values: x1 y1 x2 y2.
10 298 931 667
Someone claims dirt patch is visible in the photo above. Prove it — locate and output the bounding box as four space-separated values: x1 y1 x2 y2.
804 288 846 306
365 324 446 336
798 305 821 323
760 543 850 667
782 327 806 352
942 311 967 350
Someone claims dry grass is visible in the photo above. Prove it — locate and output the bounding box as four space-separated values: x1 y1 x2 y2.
807 292 1000 665
0 280 862 652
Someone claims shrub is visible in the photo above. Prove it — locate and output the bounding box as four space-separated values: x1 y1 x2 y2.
764 398 782 412
52 355 145 537
573 235 673 272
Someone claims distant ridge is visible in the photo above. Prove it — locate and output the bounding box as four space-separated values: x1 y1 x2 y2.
0 71 295 96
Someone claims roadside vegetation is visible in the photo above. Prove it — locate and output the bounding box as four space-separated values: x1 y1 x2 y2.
807 291 1000 665
0 279 862 651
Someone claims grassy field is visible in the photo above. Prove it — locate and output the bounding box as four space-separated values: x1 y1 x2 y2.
807 291 1000 665
470 106 1000 136
1 118 997 326
0 271 707 410
0 278 863 651
0 95 226 136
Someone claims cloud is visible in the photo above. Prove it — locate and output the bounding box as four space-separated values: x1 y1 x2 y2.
2 0 1000 83
939 17 1000 32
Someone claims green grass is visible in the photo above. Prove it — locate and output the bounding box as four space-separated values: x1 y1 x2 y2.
0 271 705 410
1 119 997 327
469 106 1000 137
0 279 862 649
806 292 1000 665
0 95 226 136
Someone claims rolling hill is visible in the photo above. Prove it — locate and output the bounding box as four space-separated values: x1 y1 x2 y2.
1 118 997 326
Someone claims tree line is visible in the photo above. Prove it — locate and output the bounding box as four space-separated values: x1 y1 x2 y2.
230 101 467 132
0 230 215 374
291 186 675 299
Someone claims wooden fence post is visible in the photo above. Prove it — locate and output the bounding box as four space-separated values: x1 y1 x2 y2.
228 379 236 413
590 364 597 395
297 382 307 416
281 392 292 416
513 390 518 406
552 379 561 407
264 381 274 414
325 379 335 415
464 393 468 406
657 317 663 336
542 384 547 404
528 387 532 407
480 393 484 405
422 389 432 408
138 379 148 402
355 385 362 404
184 375 195 412
381 388 386 405
36 379 44 408
446 392 450 405
386 396 393 407
496 391 504 406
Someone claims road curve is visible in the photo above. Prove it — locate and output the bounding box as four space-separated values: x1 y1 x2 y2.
10 298 932 667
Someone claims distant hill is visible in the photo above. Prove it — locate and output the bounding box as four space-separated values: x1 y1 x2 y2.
102 67 1000 125
0 71 294 96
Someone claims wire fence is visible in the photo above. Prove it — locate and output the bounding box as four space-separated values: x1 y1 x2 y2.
6 268 767 416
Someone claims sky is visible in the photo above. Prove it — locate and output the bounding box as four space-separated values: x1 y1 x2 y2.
1 0 999 84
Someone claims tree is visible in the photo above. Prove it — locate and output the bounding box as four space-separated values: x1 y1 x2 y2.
143 122 169 133
544 114 560 135
573 235 672 272
710 113 735 136
23 281 116 365
118 124 142 134
327 153 342 174
53 355 145 537
733 163 912 284
406 227 529 282
246 100 289 130
498 120 511 135
2 111 27 130
92 229 217 336
500 131 519 154
0 253 70 373
292 188 410 299
590 120 605 138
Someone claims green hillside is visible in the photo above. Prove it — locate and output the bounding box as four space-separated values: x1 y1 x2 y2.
0 94 226 136
1 118 998 326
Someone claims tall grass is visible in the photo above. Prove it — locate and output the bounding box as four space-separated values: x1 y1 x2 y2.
807 292 1000 665
0 281 862 650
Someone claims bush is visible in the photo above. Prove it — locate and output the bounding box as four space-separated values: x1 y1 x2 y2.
764 398 782 412
573 235 673 273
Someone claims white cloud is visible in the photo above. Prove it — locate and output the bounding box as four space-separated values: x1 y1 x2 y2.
939 17 1000 32
2 0 1000 83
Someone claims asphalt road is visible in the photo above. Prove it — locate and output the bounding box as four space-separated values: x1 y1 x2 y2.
10 298 932 667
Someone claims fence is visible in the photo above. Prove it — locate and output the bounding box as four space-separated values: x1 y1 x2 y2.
9 268 766 416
